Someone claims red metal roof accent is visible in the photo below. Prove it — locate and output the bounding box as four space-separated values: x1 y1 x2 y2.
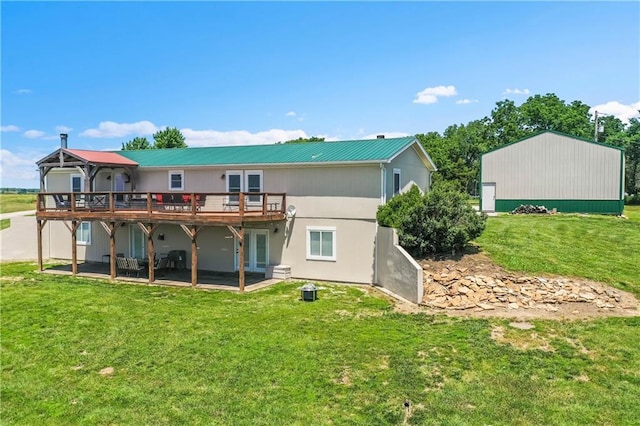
65 149 138 166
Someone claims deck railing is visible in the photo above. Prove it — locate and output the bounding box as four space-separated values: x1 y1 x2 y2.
37 191 287 217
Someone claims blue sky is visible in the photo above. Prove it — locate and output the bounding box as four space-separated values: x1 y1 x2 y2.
1 1 639 188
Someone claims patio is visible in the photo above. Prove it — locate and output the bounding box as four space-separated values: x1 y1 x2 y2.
42 261 282 292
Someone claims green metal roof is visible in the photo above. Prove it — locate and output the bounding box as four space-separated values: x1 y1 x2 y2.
116 137 422 167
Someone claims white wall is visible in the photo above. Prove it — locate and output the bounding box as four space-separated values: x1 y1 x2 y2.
482 133 623 200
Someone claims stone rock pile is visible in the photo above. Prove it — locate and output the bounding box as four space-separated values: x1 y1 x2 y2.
422 267 624 311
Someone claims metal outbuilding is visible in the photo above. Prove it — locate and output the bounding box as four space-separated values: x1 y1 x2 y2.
480 130 625 214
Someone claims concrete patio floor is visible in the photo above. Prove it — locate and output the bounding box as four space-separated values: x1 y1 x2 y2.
42 261 282 292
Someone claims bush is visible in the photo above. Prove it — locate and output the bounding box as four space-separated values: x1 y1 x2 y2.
376 185 423 228
380 186 486 256
625 194 640 205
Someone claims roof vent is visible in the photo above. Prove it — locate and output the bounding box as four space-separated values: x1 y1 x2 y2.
376 135 385 139
60 133 68 149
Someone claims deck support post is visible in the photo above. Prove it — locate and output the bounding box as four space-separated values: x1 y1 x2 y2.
226 225 245 292
37 219 47 271
99 221 123 280
137 223 157 283
63 220 81 276
180 224 203 288
239 226 245 292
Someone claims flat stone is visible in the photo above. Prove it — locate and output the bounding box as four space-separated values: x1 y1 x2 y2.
579 292 596 301
508 322 535 330
477 303 495 310
508 303 519 310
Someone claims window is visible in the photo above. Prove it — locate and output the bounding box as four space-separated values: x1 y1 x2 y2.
226 170 263 204
306 227 336 261
393 168 401 196
76 222 91 245
226 171 243 204
70 175 83 192
245 171 263 203
168 170 184 190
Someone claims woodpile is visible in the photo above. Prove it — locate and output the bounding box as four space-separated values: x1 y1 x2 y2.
422 266 624 311
511 204 549 214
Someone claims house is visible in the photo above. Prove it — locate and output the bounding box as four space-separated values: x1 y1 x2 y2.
480 131 625 214
35 136 437 291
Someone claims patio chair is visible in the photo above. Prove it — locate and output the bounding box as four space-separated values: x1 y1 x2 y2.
127 258 145 277
52 194 71 209
116 256 130 276
154 257 170 276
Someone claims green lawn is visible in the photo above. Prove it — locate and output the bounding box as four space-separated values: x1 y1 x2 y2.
1 263 640 425
624 204 640 221
0 193 37 214
476 209 640 297
1 219 9 231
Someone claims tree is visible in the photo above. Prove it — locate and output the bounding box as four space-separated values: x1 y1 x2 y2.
122 136 152 150
279 136 325 144
153 127 187 149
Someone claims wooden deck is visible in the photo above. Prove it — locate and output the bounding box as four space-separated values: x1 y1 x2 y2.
35 191 288 292
36 191 287 225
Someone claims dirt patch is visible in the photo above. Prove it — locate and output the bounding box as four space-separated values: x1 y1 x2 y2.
391 252 639 320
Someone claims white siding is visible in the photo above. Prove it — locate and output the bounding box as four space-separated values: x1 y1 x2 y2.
482 132 622 200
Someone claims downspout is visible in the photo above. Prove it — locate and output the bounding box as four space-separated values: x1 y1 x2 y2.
374 163 386 285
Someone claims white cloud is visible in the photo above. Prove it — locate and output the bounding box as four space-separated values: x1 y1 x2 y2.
285 111 297 117
80 120 159 138
0 149 41 186
503 88 530 95
14 88 32 95
413 85 457 104
55 125 73 133
1 125 20 132
181 128 310 147
23 130 45 139
590 101 640 124
456 99 479 105
363 132 410 139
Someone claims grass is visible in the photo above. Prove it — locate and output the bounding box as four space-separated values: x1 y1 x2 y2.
2 262 639 425
1 219 9 231
0 193 37 214
624 204 640 221
476 209 640 297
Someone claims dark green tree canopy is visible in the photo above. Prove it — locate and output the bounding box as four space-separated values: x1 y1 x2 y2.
153 127 187 149
122 136 152 150
121 128 188 150
278 136 325 144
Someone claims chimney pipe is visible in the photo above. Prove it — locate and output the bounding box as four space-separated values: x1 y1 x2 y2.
60 133 68 149
376 135 385 139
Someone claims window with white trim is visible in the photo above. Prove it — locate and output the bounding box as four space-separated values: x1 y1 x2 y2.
226 171 243 205
70 174 84 192
306 227 336 261
393 168 401 196
76 222 91 245
168 170 184 190
245 170 263 203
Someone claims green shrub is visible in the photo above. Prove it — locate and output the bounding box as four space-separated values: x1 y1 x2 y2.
376 184 423 228
393 187 486 255
625 194 640 205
